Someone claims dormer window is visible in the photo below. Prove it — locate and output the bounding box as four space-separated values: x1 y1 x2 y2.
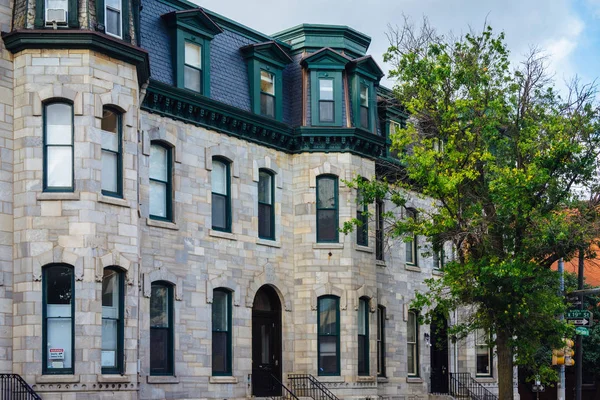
105 0 122 37
260 71 275 118
184 42 203 92
318 79 335 123
359 83 369 129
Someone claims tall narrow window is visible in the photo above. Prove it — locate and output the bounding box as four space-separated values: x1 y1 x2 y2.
316 175 338 243
258 169 275 240
359 83 369 130
260 70 275 118
43 264 74 374
184 42 202 92
377 306 385 377
389 121 402 159
376 200 384 261
318 79 334 123
212 158 231 232
318 296 340 376
405 209 417 265
356 187 368 246
150 282 174 375
44 102 73 192
407 310 419 376
105 0 122 37
102 268 124 374
101 107 122 197
149 143 172 221
212 289 232 375
476 329 492 376
358 298 369 376
433 238 445 271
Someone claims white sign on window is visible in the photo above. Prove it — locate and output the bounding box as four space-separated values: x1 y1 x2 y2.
102 350 116 367
49 348 64 359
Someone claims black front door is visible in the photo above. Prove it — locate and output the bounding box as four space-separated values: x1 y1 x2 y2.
252 285 282 397
430 311 449 393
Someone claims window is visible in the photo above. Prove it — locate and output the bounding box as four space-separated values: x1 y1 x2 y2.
388 121 402 159
260 71 275 118
433 238 445 270
407 310 419 376
377 306 385 377
376 200 384 261
184 42 202 92
358 298 369 376
101 107 122 197
318 79 334 123
212 158 231 232
318 296 340 376
356 187 368 246
35 0 78 28
359 83 369 130
405 209 417 265
105 0 122 37
258 169 275 240
150 282 174 375
212 289 232 375
433 138 445 153
44 102 74 192
43 264 74 374
476 329 492 376
316 175 338 243
102 268 124 374
45 0 68 25
149 143 172 221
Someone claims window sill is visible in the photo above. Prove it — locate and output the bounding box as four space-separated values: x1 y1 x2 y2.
432 269 444 276
377 376 389 383
354 244 374 253
357 376 375 382
209 229 237 240
99 195 130 208
146 218 179 230
317 376 344 383
256 238 281 248
312 243 344 250
475 377 495 383
36 375 80 384
376 260 386 267
37 192 80 201
406 377 423 384
147 375 180 384
405 264 421 272
209 376 238 384
97 374 131 383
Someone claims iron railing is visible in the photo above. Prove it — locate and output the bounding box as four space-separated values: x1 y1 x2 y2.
288 374 339 400
0 374 42 400
269 374 299 400
450 372 497 400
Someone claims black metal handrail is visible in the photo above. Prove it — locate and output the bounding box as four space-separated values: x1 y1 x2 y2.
269 374 299 400
450 372 497 400
0 374 42 400
288 374 339 400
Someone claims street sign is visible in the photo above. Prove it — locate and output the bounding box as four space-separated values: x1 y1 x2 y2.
575 327 590 336
569 319 591 326
566 310 592 319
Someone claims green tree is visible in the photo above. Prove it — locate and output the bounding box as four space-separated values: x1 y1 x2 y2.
346 18 600 400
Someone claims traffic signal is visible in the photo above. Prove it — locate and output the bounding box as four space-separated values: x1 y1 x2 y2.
552 338 575 366
552 348 565 365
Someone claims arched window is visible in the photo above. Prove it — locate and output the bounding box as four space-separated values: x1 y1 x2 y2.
407 310 419 376
316 175 338 243
101 107 123 198
44 101 74 192
212 158 231 232
212 288 232 375
317 295 340 376
150 281 174 375
149 142 172 221
258 169 275 240
43 264 75 374
358 297 369 376
102 267 124 374
377 305 386 377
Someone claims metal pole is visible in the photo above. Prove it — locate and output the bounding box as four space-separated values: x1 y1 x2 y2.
558 258 566 400
576 249 584 400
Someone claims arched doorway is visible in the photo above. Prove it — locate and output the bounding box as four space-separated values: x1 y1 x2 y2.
252 285 282 397
430 309 449 393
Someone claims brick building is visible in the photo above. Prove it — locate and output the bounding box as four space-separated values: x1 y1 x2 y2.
0 0 501 398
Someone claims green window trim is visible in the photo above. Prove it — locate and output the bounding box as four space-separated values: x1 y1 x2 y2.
248 63 283 120
316 174 339 243
101 267 125 375
358 297 369 376
351 77 376 133
176 35 209 94
407 310 419 377
211 157 232 232
150 281 174 376
375 200 384 261
95 0 131 41
377 305 386 377
317 295 340 376
405 208 418 266
212 288 233 376
356 186 368 247
258 168 275 240
42 263 75 375
43 100 75 193
149 141 173 222
34 0 79 28
310 71 343 127
101 107 123 198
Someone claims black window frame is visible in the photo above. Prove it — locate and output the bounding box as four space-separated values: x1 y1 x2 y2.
258 168 275 240
405 208 418 266
376 199 384 261
212 288 233 376
356 186 368 247
317 295 340 376
316 175 339 243
149 141 173 222
377 305 386 377
259 69 276 119
150 281 174 376
358 297 369 376
101 267 125 375
43 100 75 193
407 310 419 377
100 106 123 198
211 157 232 232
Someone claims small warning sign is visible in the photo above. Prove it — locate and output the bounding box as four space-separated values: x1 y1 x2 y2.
49 348 64 360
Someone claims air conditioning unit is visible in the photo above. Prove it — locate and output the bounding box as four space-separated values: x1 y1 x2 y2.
46 8 68 25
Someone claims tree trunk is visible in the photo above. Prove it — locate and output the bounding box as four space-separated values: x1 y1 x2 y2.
496 329 515 400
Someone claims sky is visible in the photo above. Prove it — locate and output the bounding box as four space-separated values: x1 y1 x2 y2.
191 0 600 92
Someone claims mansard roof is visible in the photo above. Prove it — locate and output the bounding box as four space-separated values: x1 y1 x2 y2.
240 41 293 68
162 8 223 38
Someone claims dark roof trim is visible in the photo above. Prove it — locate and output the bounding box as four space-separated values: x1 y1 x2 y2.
300 47 352 69
161 8 223 38
240 41 293 67
349 55 385 80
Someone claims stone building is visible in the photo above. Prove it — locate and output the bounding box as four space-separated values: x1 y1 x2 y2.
0 0 501 398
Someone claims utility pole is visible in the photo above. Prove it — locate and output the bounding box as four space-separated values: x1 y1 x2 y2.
558 258 565 400
576 249 584 400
